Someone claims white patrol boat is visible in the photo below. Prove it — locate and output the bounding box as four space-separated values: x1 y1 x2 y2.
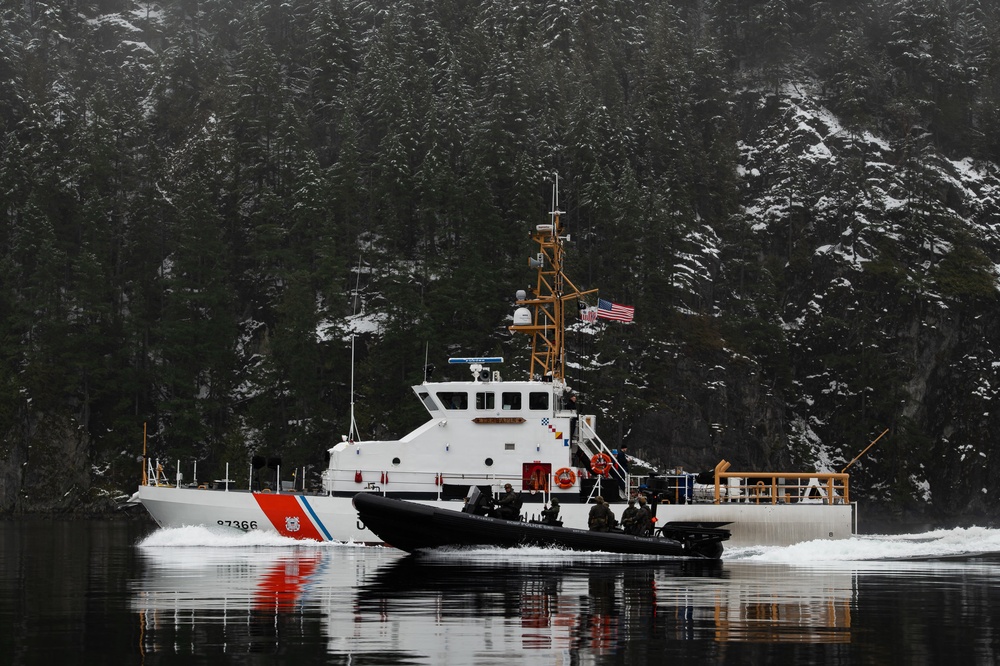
133 180 858 548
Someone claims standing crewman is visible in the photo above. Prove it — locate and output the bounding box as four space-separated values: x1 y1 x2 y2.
620 498 638 533
616 445 630 498
632 495 653 536
588 496 616 532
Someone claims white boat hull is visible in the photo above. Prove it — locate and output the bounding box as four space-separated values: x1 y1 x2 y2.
136 485 855 548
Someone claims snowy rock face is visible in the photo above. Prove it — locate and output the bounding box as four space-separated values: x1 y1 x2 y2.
615 86 1000 519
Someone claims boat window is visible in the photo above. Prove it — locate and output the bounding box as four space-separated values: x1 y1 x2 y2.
528 392 549 410
501 392 522 410
418 391 438 412
437 391 468 410
476 392 495 410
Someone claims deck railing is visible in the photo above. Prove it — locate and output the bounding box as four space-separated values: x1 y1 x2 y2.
712 459 850 505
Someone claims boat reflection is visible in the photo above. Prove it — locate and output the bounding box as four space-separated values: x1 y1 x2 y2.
133 547 857 660
355 553 855 649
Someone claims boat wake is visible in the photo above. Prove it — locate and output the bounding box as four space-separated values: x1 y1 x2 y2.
136 525 369 549
137 525 1000 567
726 526 1000 563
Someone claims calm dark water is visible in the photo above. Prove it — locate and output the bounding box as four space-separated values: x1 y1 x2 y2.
3 519 1000 665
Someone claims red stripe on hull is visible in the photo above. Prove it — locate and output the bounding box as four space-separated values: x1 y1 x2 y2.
253 493 324 540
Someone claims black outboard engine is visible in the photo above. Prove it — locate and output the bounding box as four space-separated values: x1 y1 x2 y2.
462 486 494 516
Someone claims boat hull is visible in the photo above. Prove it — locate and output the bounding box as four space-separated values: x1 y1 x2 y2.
135 485 855 547
352 493 724 558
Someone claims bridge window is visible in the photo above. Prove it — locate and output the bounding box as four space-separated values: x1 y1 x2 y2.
437 392 468 410
501 392 522 410
476 392 495 410
528 392 549 410
418 391 438 412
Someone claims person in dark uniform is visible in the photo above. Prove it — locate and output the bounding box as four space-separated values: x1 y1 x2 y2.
567 392 580 442
620 498 638 533
632 495 653 536
616 446 630 474
588 496 616 532
540 497 561 525
616 445 630 498
496 483 521 520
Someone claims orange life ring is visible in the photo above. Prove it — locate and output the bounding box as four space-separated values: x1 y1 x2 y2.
554 467 577 489
590 453 613 476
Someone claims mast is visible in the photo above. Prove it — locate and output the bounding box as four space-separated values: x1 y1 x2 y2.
509 175 597 382
347 256 363 443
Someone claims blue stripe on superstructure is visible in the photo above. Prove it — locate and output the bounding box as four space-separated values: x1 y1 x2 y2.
298 496 333 541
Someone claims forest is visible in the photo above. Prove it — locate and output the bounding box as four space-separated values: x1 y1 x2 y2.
2 0 1000 522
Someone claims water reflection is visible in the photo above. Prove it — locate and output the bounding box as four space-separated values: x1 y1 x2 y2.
133 547 863 661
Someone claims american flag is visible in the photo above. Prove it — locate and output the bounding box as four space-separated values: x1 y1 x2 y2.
596 298 635 323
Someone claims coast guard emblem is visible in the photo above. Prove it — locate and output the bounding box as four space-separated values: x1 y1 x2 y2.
285 516 301 532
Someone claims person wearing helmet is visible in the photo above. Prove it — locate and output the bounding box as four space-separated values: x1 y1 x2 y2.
588 496 615 532
541 497 561 525
620 498 638 532
633 495 653 536
496 483 521 521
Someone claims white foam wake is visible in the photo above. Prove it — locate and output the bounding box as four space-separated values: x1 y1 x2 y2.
136 525 368 549
725 526 1000 563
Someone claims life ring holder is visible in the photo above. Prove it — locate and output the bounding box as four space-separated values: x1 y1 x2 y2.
554 467 577 489
590 453 613 476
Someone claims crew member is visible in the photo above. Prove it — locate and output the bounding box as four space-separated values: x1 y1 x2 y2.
540 497 561 525
496 483 521 521
633 495 653 536
588 496 616 532
616 445 630 497
620 498 638 533
567 392 580 442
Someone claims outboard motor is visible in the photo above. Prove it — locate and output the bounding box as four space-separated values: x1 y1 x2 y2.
462 486 494 516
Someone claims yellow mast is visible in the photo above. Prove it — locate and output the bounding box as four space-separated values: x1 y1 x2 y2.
509 176 597 381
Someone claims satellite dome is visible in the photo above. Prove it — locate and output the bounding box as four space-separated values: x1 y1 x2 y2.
513 307 532 326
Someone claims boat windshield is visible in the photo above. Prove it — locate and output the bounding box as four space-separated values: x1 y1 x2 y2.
417 391 439 413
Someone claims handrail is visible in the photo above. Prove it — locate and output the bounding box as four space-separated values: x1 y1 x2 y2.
713 459 850 505
576 416 628 501
149 459 542 499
